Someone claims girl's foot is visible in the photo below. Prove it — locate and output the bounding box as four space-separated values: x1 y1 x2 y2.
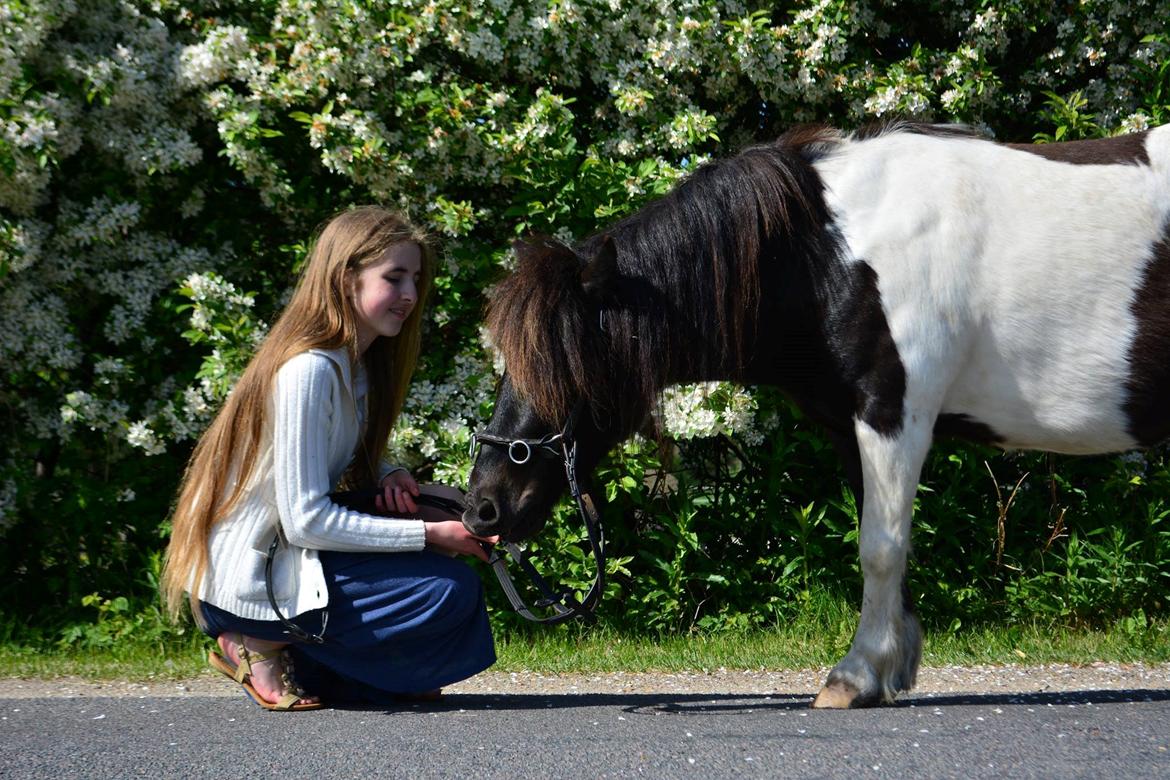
216 634 321 708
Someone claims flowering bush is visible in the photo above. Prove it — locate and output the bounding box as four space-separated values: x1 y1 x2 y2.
2 0 1169 634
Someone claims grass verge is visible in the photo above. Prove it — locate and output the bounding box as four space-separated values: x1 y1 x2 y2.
495 613 1170 673
2 596 1166 681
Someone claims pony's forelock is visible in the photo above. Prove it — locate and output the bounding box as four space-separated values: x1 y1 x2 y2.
488 238 598 424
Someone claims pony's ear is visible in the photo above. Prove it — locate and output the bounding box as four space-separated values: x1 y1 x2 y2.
581 235 620 302
512 236 578 269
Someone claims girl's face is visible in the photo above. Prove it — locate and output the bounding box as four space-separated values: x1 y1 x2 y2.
350 242 422 354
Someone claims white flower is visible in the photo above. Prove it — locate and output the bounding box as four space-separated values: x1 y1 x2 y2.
177 25 251 88
126 420 165 456
864 86 900 116
659 382 761 442
182 386 211 417
1120 113 1150 134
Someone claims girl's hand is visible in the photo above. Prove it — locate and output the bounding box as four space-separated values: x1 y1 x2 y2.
424 520 499 562
376 469 420 515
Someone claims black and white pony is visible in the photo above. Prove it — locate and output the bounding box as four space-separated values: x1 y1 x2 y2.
463 122 1170 708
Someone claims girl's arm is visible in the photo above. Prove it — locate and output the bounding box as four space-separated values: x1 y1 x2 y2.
271 351 426 552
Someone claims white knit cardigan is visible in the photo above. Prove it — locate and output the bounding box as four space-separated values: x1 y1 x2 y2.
197 347 426 621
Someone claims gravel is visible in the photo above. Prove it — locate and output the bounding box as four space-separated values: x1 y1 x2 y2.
3 661 1167 700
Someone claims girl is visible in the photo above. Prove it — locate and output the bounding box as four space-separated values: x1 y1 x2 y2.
161 206 497 710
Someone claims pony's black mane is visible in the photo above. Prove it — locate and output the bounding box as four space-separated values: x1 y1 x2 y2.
492 124 939 432
570 129 837 429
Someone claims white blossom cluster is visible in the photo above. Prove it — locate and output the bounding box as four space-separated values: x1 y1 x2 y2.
659 382 765 446
177 25 251 89
389 349 497 483
1 0 234 471
2 198 219 361
0 92 82 214
183 272 257 339
151 0 1168 233
125 420 166 456
0 0 82 214
5 194 222 445
115 269 257 457
60 390 129 435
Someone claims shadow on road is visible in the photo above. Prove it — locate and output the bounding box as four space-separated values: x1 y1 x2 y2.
339 687 1170 715
901 688 1170 707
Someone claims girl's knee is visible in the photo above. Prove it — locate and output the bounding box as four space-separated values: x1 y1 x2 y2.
430 562 484 619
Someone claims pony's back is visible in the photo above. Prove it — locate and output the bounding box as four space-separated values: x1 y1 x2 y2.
812 124 1170 453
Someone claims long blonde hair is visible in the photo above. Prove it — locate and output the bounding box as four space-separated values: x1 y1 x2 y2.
161 206 433 621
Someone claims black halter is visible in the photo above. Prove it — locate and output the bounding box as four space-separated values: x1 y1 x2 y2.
470 401 607 625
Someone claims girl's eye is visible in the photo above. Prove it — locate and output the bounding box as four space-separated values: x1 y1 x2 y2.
381 271 418 285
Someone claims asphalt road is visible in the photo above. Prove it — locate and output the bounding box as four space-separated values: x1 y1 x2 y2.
5 686 1169 779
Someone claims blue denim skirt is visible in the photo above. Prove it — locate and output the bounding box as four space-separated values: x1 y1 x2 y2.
200 549 495 704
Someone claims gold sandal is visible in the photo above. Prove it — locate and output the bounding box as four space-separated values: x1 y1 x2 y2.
208 635 323 712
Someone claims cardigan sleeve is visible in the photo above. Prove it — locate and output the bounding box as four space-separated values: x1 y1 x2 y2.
271 352 427 552
378 462 407 482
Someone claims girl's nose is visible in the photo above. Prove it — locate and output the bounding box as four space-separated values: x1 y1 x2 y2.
403 279 418 303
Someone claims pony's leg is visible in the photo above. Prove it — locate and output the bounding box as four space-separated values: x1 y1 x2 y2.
812 417 932 708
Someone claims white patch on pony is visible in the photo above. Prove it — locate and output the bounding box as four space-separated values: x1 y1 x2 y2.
815 126 1170 454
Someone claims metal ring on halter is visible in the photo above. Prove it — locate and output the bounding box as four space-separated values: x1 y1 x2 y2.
507 440 532 464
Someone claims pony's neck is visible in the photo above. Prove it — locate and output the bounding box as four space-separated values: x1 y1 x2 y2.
592 137 831 421
628 233 806 389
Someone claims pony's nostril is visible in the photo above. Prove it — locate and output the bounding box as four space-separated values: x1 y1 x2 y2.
477 498 497 523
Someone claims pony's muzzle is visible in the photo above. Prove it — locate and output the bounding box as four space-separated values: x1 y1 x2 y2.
462 496 500 536
475 496 498 523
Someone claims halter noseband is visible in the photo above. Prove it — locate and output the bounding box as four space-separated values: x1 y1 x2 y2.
469 402 607 625
468 430 565 466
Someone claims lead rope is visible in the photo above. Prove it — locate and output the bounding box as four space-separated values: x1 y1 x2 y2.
265 532 329 644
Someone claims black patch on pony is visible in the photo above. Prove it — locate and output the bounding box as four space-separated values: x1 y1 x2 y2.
934 413 1004 446
815 258 907 437
563 137 837 431
1124 226 1170 446
1007 132 1150 167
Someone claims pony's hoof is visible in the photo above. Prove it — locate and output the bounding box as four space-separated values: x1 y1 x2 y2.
811 681 861 709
